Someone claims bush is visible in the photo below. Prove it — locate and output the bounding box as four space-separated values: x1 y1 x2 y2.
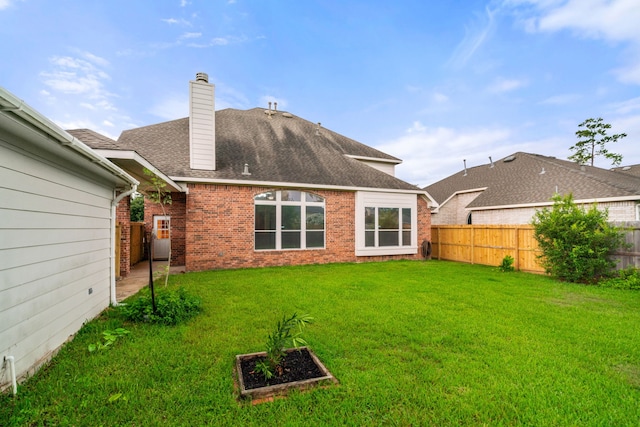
599 267 640 290
499 255 515 272
121 287 202 325
531 193 626 284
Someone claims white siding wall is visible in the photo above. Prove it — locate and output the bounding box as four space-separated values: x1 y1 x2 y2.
0 133 114 390
189 79 215 171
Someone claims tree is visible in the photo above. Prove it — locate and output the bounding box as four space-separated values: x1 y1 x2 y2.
568 117 626 167
141 168 172 288
130 193 144 222
531 193 626 284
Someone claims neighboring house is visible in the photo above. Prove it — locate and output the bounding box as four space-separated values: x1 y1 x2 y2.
426 152 640 225
70 73 434 272
0 88 138 393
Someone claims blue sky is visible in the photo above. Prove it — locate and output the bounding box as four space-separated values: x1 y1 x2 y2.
1 0 639 187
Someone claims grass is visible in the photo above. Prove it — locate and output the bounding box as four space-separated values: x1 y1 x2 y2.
2 260 640 426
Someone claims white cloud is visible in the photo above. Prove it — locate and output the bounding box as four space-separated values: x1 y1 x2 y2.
448 6 498 69
488 77 528 93
376 122 515 186
0 0 13 10
539 93 580 105
507 0 640 85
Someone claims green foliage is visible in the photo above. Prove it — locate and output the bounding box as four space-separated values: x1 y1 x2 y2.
121 287 202 325
254 313 313 380
130 194 144 222
568 117 626 167
531 193 626 283
498 255 515 272
142 168 172 207
88 328 130 352
599 267 640 290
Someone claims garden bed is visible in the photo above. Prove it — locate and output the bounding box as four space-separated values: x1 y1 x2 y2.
236 347 337 402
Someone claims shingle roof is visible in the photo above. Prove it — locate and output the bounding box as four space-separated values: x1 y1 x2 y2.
114 107 418 191
66 128 121 149
425 152 640 209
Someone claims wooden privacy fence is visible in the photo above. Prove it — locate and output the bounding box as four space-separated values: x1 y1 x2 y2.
431 225 544 273
431 224 640 273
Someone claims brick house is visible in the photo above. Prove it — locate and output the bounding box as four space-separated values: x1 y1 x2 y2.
426 152 640 225
71 73 433 273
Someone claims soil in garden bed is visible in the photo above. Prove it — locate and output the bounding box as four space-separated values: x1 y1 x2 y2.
240 348 324 390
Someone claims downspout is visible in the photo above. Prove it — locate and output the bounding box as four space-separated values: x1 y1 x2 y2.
4 356 17 395
111 185 137 306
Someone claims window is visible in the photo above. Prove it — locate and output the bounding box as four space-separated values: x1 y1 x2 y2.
254 191 325 250
356 191 418 256
364 207 412 247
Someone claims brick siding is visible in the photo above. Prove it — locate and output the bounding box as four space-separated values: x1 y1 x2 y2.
141 184 432 271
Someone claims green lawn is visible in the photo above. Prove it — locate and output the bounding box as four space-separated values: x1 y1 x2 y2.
3 260 640 426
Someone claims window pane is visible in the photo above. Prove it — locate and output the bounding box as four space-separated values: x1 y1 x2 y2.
402 208 411 229
378 208 399 229
402 231 411 246
281 190 301 202
255 232 276 250
379 231 399 246
282 206 301 230
402 208 411 246
306 206 324 230
282 231 301 249
365 207 375 230
306 231 324 248
255 191 276 201
365 230 375 247
305 193 324 203
255 205 276 230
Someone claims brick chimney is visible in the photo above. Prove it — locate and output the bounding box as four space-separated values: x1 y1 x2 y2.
189 72 215 170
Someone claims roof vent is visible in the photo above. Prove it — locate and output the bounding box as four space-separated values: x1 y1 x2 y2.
539 167 546 175
503 155 516 163
195 72 208 83
463 159 468 176
242 163 251 176
282 112 293 118
315 122 322 136
489 156 494 168
622 166 631 171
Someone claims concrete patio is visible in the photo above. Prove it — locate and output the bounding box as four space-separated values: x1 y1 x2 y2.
116 261 186 302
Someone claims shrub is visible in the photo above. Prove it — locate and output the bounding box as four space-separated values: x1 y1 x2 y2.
499 255 515 272
121 287 202 325
531 193 626 284
599 267 640 290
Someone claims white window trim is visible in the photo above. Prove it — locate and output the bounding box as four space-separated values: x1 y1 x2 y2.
355 191 418 256
254 190 325 251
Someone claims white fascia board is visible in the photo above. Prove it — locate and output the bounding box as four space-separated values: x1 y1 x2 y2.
467 195 640 212
170 176 428 196
94 149 183 192
432 187 487 213
344 154 402 165
0 87 138 188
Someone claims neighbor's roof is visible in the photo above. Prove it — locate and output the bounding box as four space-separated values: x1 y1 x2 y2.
66 128 121 150
425 152 640 209
611 164 640 178
111 107 419 191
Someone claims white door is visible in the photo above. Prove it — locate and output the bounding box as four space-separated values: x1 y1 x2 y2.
153 215 171 260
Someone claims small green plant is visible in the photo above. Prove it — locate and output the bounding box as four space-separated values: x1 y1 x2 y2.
255 313 313 380
599 267 640 290
499 255 515 272
88 328 130 352
121 287 202 325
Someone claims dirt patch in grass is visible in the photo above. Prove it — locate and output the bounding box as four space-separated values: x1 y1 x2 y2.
613 364 640 388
